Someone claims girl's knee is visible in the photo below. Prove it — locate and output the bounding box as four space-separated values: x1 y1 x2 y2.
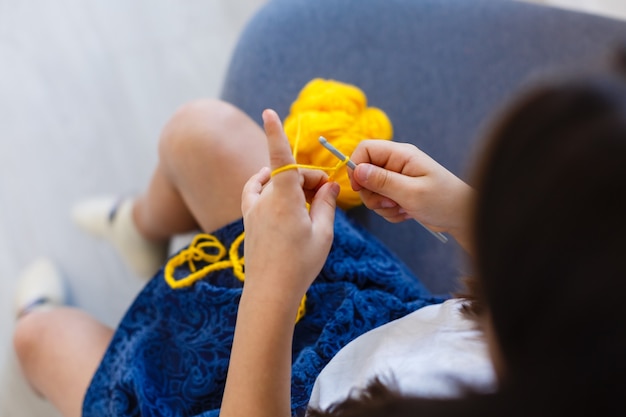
13 310 54 366
158 99 246 162
13 309 111 416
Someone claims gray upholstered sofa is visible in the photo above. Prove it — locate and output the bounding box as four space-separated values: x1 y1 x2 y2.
220 0 626 295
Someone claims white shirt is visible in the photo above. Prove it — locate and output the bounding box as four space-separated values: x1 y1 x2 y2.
309 299 496 410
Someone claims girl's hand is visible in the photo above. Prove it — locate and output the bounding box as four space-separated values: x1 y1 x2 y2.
349 140 474 251
241 109 340 309
223 109 339 417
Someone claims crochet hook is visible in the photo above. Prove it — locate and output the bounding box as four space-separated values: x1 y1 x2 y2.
319 136 357 170
318 136 448 244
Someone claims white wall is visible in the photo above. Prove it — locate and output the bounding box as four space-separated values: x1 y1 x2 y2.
526 0 626 20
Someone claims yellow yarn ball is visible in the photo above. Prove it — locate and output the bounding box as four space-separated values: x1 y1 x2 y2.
283 79 393 209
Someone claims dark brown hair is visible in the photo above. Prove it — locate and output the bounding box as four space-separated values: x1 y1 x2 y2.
472 70 626 388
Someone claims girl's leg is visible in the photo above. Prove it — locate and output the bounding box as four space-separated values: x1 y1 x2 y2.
13 101 269 413
13 308 113 417
73 99 270 277
133 99 269 239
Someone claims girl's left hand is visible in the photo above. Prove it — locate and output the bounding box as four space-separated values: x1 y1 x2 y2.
241 109 340 310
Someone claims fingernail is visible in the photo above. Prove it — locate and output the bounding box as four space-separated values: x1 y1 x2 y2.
262 109 276 123
357 164 373 182
381 199 396 208
330 182 340 198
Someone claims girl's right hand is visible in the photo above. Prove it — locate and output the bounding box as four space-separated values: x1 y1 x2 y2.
349 140 474 250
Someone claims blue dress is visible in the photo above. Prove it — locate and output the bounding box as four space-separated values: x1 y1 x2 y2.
83 210 442 417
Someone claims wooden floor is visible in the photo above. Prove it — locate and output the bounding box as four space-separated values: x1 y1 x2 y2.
0 0 265 415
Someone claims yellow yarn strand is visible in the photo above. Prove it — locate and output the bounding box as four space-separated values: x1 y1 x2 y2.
165 232 307 323
293 114 302 161
164 232 245 289
270 158 350 178
164 78 392 325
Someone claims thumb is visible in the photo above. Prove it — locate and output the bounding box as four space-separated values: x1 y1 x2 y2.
309 182 339 237
353 163 413 200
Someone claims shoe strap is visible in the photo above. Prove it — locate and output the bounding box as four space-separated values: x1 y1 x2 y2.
17 296 53 319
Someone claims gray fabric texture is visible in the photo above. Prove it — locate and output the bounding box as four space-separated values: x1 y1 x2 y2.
220 0 626 294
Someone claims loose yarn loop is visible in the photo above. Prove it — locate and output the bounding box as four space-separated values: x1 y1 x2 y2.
165 232 307 323
164 233 245 289
284 78 393 209
164 78 392 324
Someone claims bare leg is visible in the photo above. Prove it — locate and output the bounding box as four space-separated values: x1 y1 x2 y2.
13 308 113 417
71 99 270 277
13 101 268 414
133 99 269 240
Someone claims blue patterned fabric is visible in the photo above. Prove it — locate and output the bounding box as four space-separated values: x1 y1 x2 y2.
83 210 443 417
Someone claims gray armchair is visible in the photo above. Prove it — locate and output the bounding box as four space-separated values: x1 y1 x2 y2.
220 0 626 295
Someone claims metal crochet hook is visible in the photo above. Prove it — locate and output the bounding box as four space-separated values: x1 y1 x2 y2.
318 136 448 244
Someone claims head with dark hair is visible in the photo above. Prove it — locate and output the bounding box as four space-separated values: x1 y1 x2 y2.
472 66 626 388
310 55 626 416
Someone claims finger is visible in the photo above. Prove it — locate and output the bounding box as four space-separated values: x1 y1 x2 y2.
262 109 298 185
378 211 411 224
351 140 419 173
352 163 417 201
372 207 407 223
350 140 399 171
300 169 330 203
347 169 362 192
350 139 377 163
358 188 398 211
301 169 329 192
241 167 271 213
309 181 340 240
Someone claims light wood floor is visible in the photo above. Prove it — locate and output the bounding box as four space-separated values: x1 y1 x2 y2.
0 0 265 415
